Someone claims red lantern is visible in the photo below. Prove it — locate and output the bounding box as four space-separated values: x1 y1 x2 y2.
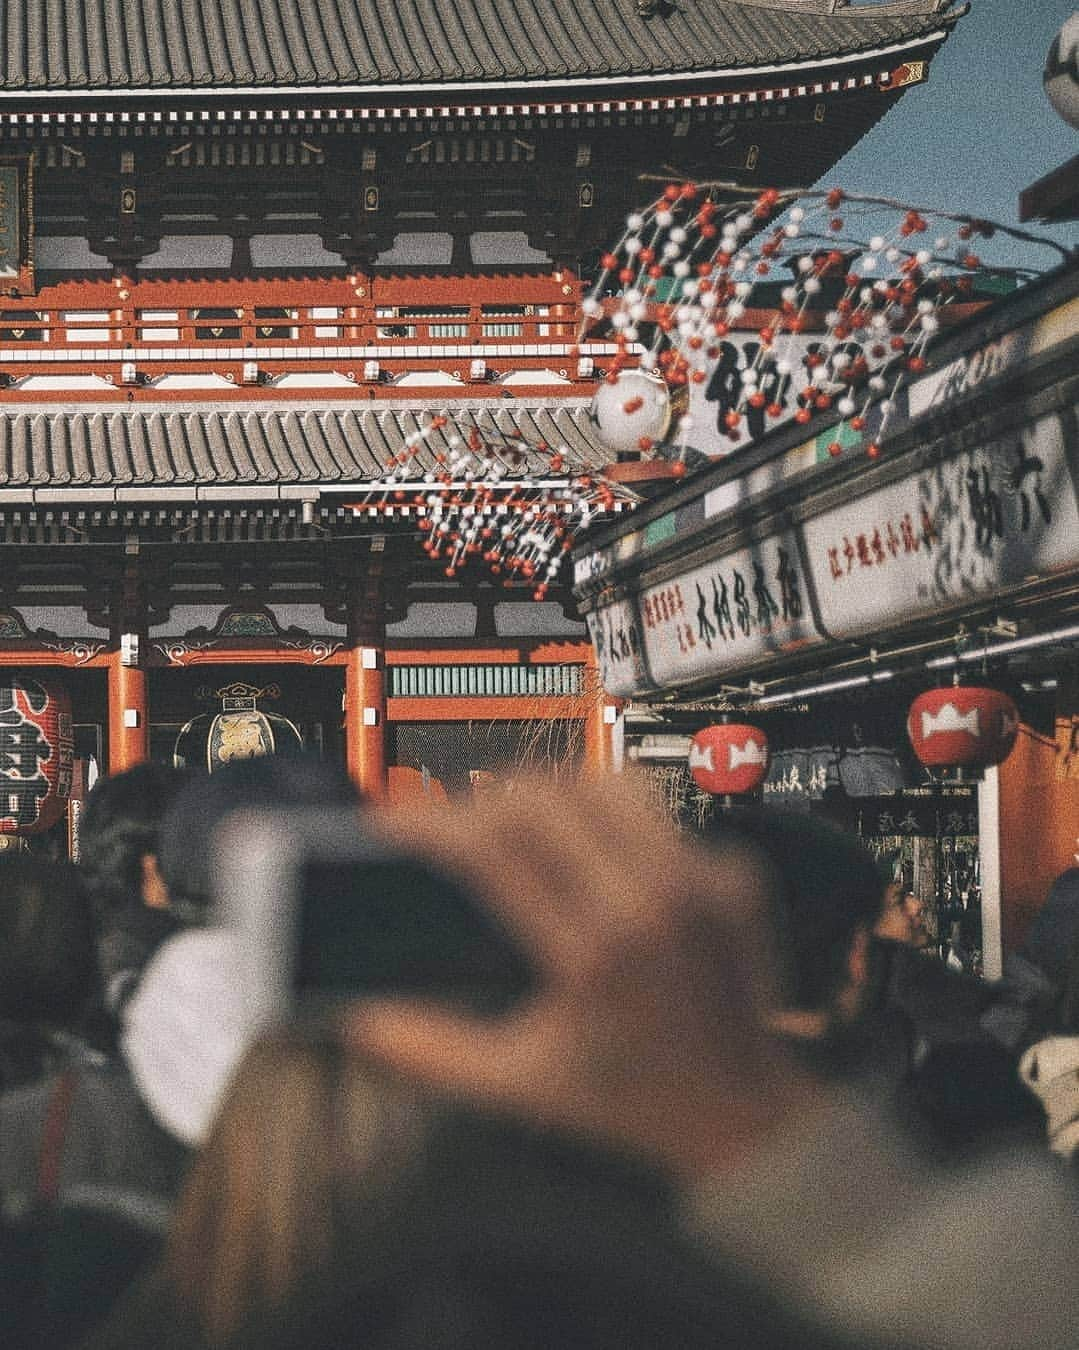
0 674 74 835
907 686 1018 770
689 723 770 795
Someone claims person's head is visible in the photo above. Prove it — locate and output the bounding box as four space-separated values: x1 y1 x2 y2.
875 883 929 948
78 763 190 917
0 853 97 1025
163 1027 430 1346
158 754 361 913
705 807 885 1030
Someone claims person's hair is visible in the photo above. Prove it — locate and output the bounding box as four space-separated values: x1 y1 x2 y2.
0 853 97 1023
704 808 884 1012
157 754 361 910
162 1028 430 1347
78 763 190 916
1023 867 1079 997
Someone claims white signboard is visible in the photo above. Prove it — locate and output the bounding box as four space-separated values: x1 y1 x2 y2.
638 530 822 686
803 411 1079 641
684 333 822 460
587 597 653 697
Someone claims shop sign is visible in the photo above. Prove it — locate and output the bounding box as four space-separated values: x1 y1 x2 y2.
586 596 653 697
907 296 1079 419
860 793 978 839
638 531 822 685
819 786 977 838
685 333 831 460
803 411 1079 641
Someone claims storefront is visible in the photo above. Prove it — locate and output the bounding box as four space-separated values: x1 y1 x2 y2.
573 260 1079 975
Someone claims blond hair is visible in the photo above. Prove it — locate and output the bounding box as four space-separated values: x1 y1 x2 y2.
163 1027 430 1345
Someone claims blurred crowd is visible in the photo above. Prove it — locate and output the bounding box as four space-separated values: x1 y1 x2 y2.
1 753 1078 1348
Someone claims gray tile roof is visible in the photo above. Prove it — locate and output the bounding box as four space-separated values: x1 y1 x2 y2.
0 401 613 494
0 0 959 94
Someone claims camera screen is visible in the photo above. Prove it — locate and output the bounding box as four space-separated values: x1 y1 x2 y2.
294 856 533 1014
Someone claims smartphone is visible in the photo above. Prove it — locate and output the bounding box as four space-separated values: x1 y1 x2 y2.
213 806 534 1023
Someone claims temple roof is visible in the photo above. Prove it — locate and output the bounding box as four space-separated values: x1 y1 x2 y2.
0 401 612 497
0 0 961 96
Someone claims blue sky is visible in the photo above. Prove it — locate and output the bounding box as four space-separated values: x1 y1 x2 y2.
816 0 1077 275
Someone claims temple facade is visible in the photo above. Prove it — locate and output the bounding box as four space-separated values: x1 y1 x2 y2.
0 0 965 840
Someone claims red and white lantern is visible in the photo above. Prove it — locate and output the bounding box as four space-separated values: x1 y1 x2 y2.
907 686 1018 770
0 674 74 835
689 723 770 796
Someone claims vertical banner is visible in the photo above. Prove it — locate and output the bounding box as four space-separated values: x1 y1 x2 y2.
0 156 34 294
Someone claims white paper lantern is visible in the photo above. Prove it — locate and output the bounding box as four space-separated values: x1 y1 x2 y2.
1045 14 1079 129
589 369 672 455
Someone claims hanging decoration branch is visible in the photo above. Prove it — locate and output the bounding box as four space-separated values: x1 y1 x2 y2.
347 415 635 600
580 182 1070 465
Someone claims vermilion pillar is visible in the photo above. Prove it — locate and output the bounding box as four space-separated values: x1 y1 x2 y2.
108 648 149 773
582 644 621 778
345 555 388 799
346 642 387 798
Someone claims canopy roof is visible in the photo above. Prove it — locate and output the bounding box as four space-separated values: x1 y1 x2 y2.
0 0 961 95
0 400 611 497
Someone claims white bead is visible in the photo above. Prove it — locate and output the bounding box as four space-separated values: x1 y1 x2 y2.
670 227 687 244
804 277 821 294
624 237 642 255
838 396 856 416
784 223 800 238
673 260 691 278
656 210 673 228
862 256 877 273
790 207 805 223
627 213 644 231
869 235 885 252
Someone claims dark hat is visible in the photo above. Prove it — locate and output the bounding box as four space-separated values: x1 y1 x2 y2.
1021 867 1079 992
